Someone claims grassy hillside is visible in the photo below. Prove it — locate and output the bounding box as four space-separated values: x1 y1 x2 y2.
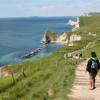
0 49 79 100
79 13 100 58
0 13 100 100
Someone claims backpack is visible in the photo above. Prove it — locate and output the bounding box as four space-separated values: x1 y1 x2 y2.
86 57 100 72
91 60 98 70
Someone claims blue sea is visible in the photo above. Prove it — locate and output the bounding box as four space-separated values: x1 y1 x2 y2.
0 16 75 66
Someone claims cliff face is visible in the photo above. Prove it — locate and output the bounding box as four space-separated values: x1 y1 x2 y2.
68 17 80 31
41 17 81 44
41 31 67 44
69 34 81 42
68 34 82 46
41 31 81 45
41 31 56 44
56 32 67 41
51 32 69 44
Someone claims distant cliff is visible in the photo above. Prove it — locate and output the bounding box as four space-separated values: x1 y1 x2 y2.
41 31 81 45
68 17 80 31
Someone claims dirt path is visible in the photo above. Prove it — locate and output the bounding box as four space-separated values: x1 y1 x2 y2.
68 60 100 100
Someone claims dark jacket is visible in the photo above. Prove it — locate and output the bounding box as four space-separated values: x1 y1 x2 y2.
86 57 100 72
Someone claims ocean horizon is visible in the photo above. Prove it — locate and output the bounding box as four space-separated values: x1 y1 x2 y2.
0 16 75 66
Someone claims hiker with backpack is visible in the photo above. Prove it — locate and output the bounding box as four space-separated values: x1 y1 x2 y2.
86 52 100 90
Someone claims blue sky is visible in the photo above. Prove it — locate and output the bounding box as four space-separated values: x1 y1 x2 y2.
0 0 100 17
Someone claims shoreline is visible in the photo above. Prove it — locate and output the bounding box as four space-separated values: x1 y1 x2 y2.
0 16 74 68
0 39 69 68
0 17 76 76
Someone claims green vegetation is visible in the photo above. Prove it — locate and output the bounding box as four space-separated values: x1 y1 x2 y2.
79 13 100 36
89 12 100 16
46 31 57 41
0 50 78 100
79 13 100 58
0 13 100 100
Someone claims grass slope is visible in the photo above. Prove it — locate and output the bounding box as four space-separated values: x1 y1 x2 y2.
0 52 77 100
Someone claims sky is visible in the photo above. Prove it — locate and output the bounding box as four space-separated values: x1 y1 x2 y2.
0 0 100 17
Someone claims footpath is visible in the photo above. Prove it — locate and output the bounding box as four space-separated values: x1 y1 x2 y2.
68 60 100 100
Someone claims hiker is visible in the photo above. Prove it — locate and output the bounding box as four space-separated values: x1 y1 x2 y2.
79 53 82 59
86 52 100 90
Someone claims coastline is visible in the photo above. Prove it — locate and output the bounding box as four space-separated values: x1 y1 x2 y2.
0 17 78 72
0 13 100 99
0 16 74 66
0 16 81 79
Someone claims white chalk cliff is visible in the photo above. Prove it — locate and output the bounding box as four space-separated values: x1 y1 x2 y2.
41 31 81 45
68 17 80 31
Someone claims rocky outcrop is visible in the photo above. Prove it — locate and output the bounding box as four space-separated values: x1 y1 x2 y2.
56 32 68 42
68 34 81 46
55 32 68 44
41 31 81 45
68 17 80 31
69 34 81 42
41 31 51 44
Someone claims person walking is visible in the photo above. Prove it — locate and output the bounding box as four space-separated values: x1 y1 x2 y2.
86 51 100 90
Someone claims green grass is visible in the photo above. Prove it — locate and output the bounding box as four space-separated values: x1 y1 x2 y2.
0 52 78 100
83 40 100 58
0 13 100 100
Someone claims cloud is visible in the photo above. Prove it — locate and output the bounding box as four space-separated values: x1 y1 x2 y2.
31 2 100 16
0 0 100 17
31 5 82 16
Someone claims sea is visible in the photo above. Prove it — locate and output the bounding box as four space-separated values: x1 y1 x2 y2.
0 16 75 66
